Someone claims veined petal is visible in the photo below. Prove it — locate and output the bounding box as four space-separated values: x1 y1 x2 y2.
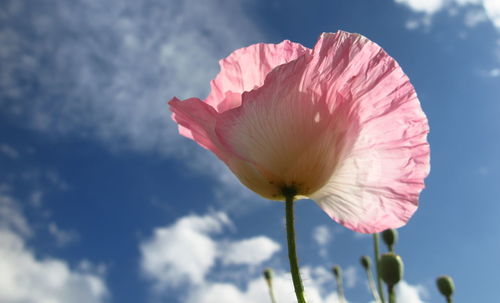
215 55 356 199
169 97 227 160
225 158 281 200
307 32 430 233
206 40 311 112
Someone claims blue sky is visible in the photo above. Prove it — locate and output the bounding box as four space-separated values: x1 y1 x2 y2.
1 0 499 302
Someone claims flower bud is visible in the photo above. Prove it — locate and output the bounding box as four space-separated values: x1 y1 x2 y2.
263 268 273 284
332 265 342 278
378 253 404 287
360 255 371 270
436 275 455 298
382 229 398 252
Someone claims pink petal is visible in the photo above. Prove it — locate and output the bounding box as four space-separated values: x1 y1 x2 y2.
206 40 311 112
169 96 278 199
307 32 430 233
215 54 353 199
169 97 227 160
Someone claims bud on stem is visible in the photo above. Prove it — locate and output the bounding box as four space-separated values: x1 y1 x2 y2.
263 268 277 303
381 229 398 253
436 275 455 303
379 253 404 303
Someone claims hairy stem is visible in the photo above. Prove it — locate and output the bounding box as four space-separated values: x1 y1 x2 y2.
284 190 307 303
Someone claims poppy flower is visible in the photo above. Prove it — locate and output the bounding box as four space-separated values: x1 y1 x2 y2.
169 31 429 233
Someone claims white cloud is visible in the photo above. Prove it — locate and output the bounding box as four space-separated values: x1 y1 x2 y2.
0 189 108 303
0 229 108 303
394 0 500 30
140 212 282 289
219 236 280 266
139 212 341 302
185 268 333 303
397 281 429 303
484 0 500 28
140 212 231 288
395 0 445 14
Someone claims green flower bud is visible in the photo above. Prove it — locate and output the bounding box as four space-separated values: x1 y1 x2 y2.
436 275 455 298
263 268 273 283
382 229 398 251
332 265 342 278
378 253 404 287
360 255 371 270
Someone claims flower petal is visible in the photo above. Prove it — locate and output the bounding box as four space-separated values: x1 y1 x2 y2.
307 32 430 233
206 40 311 112
215 54 355 198
169 97 227 160
224 158 281 200
169 97 279 199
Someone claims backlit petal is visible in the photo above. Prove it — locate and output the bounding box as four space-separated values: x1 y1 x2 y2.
169 97 227 160
215 55 355 198
307 32 429 233
206 40 310 112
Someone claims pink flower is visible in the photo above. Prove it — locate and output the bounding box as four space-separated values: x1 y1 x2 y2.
169 31 430 233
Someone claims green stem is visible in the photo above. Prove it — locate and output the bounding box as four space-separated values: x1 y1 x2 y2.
335 276 346 303
446 297 452 303
366 268 382 303
266 281 277 303
388 285 395 303
373 233 386 303
284 190 307 303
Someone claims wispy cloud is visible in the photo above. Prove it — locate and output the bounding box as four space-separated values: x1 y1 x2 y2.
312 225 332 257
0 144 19 159
0 0 262 155
0 0 267 211
464 8 489 26
0 191 31 237
48 222 80 247
343 266 358 289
